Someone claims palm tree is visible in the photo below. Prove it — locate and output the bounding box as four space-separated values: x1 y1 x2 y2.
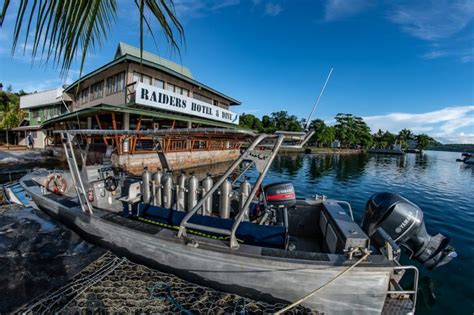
415 134 433 152
0 0 184 76
397 128 414 149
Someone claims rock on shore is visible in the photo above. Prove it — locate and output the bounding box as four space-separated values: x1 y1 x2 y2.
0 204 105 313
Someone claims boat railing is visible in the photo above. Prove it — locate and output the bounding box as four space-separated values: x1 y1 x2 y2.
387 265 419 314
177 133 286 249
55 128 313 248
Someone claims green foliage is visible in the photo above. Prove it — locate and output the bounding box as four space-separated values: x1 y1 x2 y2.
239 111 302 132
1 0 184 76
270 111 303 132
308 119 335 147
415 134 434 150
0 90 19 111
261 115 275 132
334 113 373 148
239 113 263 131
0 108 23 129
0 89 26 130
397 128 414 149
372 129 397 149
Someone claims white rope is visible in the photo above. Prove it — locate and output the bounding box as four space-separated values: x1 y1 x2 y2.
274 248 370 315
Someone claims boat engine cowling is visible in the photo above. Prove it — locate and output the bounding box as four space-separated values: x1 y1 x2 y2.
362 192 456 270
264 182 296 207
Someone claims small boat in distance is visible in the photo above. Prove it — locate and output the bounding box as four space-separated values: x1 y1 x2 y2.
20 128 456 314
456 152 474 164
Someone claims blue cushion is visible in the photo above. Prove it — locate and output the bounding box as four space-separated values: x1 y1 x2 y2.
141 205 286 248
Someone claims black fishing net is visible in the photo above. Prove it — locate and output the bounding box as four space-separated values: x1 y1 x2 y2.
18 252 317 314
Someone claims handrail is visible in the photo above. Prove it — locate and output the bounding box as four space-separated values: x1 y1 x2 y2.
387 265 419 314
229 134 285 249
333 200 354 220
53 128 256 137
177 134 270 239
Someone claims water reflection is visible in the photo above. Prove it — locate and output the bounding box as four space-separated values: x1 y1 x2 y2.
333 153 369 182
414 153 430 170
270 154 304 177
306 155 334 180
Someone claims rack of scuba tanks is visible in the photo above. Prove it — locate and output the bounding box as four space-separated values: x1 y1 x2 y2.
115 131 305 250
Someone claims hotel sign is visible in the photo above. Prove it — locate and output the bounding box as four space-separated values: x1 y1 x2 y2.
135 82 239 125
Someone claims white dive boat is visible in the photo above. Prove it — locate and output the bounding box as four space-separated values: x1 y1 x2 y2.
456 152 474 164
20 128 456 314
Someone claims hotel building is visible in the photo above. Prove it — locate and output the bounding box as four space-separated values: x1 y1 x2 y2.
19 43 246 173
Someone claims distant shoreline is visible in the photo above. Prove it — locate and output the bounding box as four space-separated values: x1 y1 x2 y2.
279 147 364 155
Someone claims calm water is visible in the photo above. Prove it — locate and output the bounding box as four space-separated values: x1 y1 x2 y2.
252 151 473 314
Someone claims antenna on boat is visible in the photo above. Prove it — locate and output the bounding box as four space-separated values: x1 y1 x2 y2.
304 67 333 131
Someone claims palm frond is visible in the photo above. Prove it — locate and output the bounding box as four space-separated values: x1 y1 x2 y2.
0 0 184 77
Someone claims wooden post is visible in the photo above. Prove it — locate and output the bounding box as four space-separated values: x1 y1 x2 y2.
95 114 108 145
111 112 120 154
131 116 142 154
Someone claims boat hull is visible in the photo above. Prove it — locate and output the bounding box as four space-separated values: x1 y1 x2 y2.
22 177 393 314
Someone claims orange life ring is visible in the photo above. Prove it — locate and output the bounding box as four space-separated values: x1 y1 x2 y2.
44 174 68 194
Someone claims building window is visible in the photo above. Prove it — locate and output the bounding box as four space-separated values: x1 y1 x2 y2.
106 72 125 95
213 100 218 106
133 72 152 85
154 78 164 89
142 74 151 85
81 87 89 104
165 83 189 96
31 108 39 118
194 92 212 104
166 82 175 92
91 81 103 100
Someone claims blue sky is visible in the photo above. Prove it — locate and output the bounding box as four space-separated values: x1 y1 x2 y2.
0 0 473 143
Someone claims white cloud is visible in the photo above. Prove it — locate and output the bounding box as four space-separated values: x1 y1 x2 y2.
173 0 240 18
362 106 474 144
388 0 474 41
387 0 474 62
264 3 283 16
436 133 474 144
323 0 374 21
8 69 80 93
321 0 474 62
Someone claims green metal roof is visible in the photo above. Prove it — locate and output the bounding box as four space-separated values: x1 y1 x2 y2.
115 42 193 78
42 104 240 129
64 43 241 105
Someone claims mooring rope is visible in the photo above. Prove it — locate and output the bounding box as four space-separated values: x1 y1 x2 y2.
274 248 371 314
149 282 193 315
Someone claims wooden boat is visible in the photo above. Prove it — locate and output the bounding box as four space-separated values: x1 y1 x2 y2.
20 128 456 314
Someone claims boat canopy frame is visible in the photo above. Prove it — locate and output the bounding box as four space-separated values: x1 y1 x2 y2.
54 128 313 249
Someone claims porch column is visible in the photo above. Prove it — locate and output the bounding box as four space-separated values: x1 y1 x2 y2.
87 117 92 144
123 113 130 130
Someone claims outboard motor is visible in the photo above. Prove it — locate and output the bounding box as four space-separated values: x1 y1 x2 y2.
263 182 295 227
362 192 456 269
264 182 296 207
